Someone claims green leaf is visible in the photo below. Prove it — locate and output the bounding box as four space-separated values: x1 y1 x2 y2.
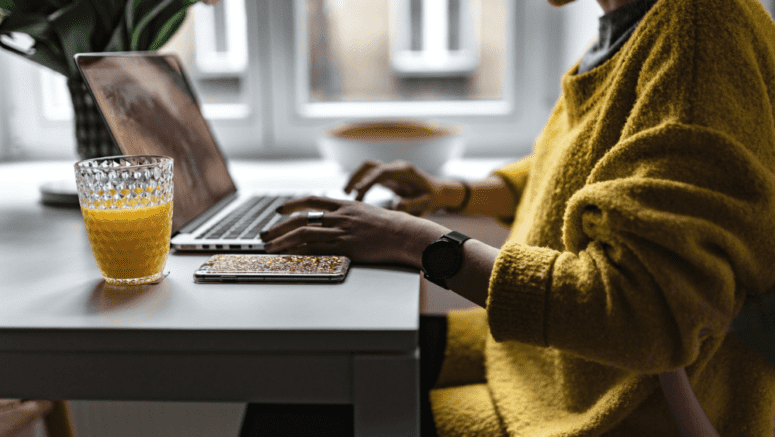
45 0 74 9
129 0 193 50
101 16 127 52
0 0 62 15
0 11 53 40
0 10 71 75
0 0 206 76
126 0 163 29
125 0 186 42
85 0 124 41
0 11 58 58
124 0 140 35
49 0 99 77
128 0 176 50
0 34 69 75
147 8 187 50
27 38 69 74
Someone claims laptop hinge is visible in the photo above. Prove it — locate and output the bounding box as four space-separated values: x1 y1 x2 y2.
176 191 240 235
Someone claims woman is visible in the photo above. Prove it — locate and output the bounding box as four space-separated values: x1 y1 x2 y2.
246 0 775 434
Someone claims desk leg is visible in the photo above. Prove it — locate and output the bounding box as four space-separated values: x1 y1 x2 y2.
353 349 419 437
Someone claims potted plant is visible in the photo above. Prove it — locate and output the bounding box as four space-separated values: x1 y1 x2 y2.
0 0 220 159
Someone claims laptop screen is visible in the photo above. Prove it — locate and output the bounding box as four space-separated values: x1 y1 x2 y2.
75 53 237 234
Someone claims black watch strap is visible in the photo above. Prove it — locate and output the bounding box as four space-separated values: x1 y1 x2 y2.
422 231 471 289
443 231 471 246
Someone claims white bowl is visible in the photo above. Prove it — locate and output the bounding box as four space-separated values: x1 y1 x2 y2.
318 120 464 175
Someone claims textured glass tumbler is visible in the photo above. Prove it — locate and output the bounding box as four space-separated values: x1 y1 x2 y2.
75 155 174 285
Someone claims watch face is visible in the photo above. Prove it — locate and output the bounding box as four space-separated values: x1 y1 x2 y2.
422 240 462 279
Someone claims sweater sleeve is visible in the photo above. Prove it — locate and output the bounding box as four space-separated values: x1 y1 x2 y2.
488 122 775 373
487 0 775 373
490 155 531 226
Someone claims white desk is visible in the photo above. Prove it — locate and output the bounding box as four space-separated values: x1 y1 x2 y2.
0 160 431 436
0 158 511 435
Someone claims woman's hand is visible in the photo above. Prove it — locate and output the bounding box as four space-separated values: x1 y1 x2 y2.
260 196 451 267
344 160 466 216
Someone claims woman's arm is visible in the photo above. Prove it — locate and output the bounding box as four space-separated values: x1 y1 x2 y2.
457 175 518 219
262 197 499 309
397 213 501 308
343 159 524 219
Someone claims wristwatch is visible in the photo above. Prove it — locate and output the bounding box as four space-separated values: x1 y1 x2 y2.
421 231 471 289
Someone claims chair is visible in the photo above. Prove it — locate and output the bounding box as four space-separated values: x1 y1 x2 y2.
661 291 775 437
0 400 76 437
659 369 721 437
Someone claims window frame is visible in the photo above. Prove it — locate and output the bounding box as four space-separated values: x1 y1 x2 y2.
2 52 76 161
0 0 564 161
172 0 269 159
390 0 481 78
0 0 268 161
267 0 563 157
192 0 249 75
0 52 10 161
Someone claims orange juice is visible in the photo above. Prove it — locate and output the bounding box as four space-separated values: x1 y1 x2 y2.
82 201 173 283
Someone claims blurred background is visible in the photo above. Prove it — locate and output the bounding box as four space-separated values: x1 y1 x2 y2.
2 1 774 436
0 0 619 163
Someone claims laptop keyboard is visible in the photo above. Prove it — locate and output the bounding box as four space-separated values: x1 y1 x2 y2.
195 195 294 240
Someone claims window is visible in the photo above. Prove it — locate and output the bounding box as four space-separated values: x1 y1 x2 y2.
0 0 565 160
161 0 265 158
0 0 264 160
1 52 75 160
0 52 10 161
305 0 504 110
272 0 562 156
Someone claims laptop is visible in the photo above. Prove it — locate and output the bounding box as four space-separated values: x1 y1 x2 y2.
74 52 364 252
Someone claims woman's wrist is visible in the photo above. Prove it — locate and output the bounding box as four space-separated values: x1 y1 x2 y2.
439 180 469 212
395 214 451 270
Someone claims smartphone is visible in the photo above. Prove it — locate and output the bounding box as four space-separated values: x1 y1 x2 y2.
193 254 351 283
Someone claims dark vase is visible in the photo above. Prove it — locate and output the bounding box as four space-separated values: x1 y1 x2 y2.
66 77 122 160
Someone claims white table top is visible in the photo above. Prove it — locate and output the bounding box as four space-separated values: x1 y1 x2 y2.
3 159 485 355
0 158 509 355
0 158 511 410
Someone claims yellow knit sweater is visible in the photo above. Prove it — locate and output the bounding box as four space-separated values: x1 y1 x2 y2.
430 0 775 435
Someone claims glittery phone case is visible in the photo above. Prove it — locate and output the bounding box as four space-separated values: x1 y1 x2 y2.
193 254 351 283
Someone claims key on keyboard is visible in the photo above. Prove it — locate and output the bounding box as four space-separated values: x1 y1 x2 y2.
196 196 273 239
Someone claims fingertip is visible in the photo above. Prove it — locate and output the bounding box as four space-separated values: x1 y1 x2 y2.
344 180 359 194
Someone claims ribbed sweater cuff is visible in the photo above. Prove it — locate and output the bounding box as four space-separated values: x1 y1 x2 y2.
487 243 558 346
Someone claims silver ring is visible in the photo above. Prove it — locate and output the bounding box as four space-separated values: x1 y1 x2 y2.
306 211 324 227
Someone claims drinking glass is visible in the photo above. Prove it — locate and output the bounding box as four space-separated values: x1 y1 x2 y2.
74 155 174 285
